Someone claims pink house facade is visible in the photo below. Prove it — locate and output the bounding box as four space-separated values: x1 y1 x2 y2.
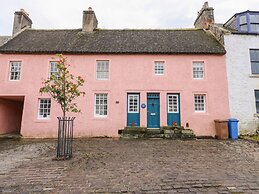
0 9 230 138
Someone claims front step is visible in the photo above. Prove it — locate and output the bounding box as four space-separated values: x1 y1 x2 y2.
119 126 196 139
0 133 22 139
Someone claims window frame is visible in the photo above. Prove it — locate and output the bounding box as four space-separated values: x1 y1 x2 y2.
49 61 59 78
38 98 51 119
250 49 259 75
193 61 204 79
250 14 259 33
9 61 21 81
154 61 165 75
127 94 140 113
255 90 259 114
194 94 206 112
96 60 109 80
167 94 179 113
94 93 108 117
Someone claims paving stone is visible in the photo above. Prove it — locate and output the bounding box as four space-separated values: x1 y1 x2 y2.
176 188 189 193
0 139 258 193
192 184 203 188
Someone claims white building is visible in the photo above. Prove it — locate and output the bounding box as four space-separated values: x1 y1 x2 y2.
195 3 259 134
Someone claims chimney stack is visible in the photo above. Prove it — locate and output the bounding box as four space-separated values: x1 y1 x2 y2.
82 7 98 32
12 9 32 36
194 2 214 29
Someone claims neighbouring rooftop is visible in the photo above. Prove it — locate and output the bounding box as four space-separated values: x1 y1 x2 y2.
224 11 259 34
0 36 10 46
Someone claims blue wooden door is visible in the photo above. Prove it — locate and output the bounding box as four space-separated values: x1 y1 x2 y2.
167 94 181 126
147 93 160 128
127 94 140 127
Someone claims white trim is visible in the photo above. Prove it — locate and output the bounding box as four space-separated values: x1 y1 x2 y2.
194 94 206 112
167 94 179 113
94 93 108 117
154 61 165 75
127 94 139 113
96 60 109 80
37 98 51 119
193 61 204 79
49 61 59 78
9 61 21 81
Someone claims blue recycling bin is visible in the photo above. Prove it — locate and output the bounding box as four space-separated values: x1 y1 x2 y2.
228 118 239 140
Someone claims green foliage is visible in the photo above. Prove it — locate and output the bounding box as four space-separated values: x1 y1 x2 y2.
40 54 85 117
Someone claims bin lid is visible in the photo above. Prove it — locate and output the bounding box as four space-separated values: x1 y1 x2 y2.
229 118 239 122
214 119 228 122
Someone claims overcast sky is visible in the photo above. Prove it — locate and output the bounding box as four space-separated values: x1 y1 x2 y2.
1 0 259 36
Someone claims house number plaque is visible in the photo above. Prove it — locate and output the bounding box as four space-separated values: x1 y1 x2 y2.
141 103 146 109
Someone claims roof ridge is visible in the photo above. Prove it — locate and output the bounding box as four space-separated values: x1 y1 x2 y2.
24 28 202 32
25 28 81 31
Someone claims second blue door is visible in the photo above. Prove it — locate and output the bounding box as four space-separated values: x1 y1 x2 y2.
147 93 160 128
167 94 181 126
127 94 140 127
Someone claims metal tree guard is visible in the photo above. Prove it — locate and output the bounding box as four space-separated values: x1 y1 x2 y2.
57 117 75 159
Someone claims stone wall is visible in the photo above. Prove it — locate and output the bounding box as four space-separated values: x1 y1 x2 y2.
208 24 230 45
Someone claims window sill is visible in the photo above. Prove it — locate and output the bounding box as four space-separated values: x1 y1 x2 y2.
194 111 206 113
36 118 51 123
155 74 164 76
193 112 209 116
193 78 204 80
96 79 109 81
94 116 108 119
249 74 259 78
8 80 21 82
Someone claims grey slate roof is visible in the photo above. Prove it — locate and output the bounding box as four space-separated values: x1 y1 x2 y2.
0 29 225 54
0 36 10 46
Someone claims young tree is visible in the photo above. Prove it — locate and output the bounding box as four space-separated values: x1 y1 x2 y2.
39 54 85 118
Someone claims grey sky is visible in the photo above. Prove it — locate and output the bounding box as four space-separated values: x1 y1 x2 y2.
1 0 259 36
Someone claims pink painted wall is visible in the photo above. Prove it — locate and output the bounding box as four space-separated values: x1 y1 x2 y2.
0 54 230 138
0 98 23 134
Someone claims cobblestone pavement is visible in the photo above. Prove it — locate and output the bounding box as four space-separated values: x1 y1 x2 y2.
0 138 258 194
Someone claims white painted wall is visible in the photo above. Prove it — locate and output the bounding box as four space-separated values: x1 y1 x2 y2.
225 34 259 134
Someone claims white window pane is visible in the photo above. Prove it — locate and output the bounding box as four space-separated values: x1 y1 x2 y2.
128 94 139 113
97 61 109 80
193 62 204 79
194 95 205 112
50 62 59 77
168 95 179 113
38 99 51 118
155 61 164 75
9 61 21 80
95 94 108 116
